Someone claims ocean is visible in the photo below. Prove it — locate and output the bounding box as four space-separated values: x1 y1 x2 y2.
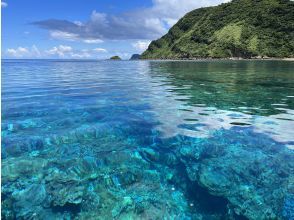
2 59 294 219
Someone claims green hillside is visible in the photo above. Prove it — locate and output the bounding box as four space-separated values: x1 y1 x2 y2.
141 0 294 59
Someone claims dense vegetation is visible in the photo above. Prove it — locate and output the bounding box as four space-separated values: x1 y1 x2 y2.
110 56 122 60
141 0 294 59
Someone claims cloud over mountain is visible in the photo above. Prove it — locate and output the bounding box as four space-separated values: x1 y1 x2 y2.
33 0 230 41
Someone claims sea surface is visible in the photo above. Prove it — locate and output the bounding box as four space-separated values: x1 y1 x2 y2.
1 59 294 219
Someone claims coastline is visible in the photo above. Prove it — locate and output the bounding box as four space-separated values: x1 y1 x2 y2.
140 57 294 61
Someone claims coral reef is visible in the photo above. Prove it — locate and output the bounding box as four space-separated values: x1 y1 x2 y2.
2 124 293 219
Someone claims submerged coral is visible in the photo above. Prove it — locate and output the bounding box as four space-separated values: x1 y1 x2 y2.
2 125 293 219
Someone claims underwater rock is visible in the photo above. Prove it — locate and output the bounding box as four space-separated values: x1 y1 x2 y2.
162 152 178 166
179 146 196 158
185 163 199 182
2 139 24 157
43 161 97 208
19 119 39 129
191 132 294 219
29 138 45 150
2 157 48 182
111 196 134 218
75 125 97 140
13 184 47 205
12 184 47 218
142 169 161 186
3 118 47 133
2 136 45 157
283 196 294 220
198 163 232 195
52 184 84 206
105 150 150 170
139 148 160 162
1 198 15 219
122 196 133 207
154 128 294 219
1 147 198 219
45 158 102 207
54 143 82 159
67 156 100 180
179 142 203 159
3 122 292 219
200 143 226 159
81 187 101 212
48 124 107 145
116 171 137 186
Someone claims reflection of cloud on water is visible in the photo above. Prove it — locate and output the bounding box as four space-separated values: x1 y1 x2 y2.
155 101 293 149
253 109 294 149
143 71 294 149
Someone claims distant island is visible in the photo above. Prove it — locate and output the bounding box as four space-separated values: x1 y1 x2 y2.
130 54 141 60
110 56 122 60
141 0 294 59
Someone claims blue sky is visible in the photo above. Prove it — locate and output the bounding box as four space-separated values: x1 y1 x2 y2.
2 0 229 59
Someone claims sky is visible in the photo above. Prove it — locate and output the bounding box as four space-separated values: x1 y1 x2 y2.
2 0 230 59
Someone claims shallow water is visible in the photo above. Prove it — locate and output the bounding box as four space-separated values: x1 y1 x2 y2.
2 60 294 219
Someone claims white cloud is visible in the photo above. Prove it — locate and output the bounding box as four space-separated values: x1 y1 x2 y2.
50 31 79 41
163 18 178 26
46 45 95 58
4 45 110 59
84 39 104 44
70 52 91 59
47 45 101 58
50 30 104 44
73 21 83 26
152 0 223 16
132 40 151 52
93 48 107 53
7 47 29 57
6 46 43 58
1 2 8 8
46 45 73 57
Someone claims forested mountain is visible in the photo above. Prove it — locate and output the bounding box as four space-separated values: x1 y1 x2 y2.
142 0 294 59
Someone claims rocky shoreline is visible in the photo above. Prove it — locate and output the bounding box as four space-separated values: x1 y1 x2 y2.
139 57 294 61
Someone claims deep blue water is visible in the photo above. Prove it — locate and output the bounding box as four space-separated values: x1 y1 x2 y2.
1 59 294 219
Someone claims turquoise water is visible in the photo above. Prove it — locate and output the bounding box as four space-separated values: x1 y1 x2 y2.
1 60 294 219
